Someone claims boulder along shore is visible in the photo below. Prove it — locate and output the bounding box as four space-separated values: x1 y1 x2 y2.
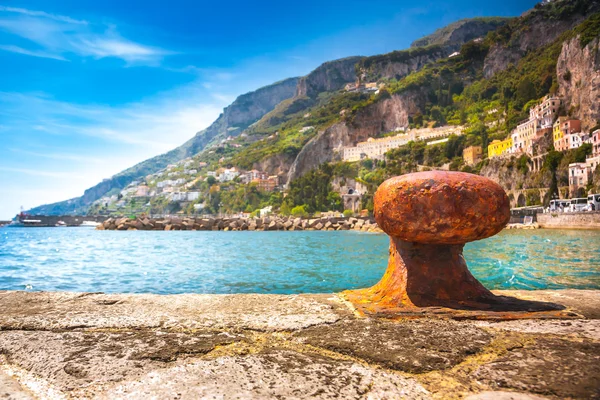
97 216 384 233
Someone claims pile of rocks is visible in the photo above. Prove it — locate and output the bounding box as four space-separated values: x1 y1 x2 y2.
97 216 383 233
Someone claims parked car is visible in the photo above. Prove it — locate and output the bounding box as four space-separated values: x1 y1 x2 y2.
570 198 589 212
588 194 600 211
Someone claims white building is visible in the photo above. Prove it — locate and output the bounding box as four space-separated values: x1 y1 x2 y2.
218 168 240 182
170 192 187 202
342 126 463 162
187 192 200 201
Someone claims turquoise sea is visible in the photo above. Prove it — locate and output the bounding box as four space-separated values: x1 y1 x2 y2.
0 227 599 294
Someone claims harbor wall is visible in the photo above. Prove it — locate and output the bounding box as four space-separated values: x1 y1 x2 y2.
537 211 600 229
98 216 382 232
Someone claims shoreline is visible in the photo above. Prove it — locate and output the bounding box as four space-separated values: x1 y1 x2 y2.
1 289 599 399
97 215 385 233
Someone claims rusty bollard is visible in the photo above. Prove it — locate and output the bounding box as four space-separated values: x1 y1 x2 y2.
344 171 569 319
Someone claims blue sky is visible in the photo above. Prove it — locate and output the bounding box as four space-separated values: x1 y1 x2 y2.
0 0 538 219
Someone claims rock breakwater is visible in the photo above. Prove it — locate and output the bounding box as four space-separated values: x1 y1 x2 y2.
97 216 384 233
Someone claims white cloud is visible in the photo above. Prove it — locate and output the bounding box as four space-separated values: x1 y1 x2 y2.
0 166 89 180
0 6 87 25
0 44 68 61
0 90 223 152
0 6 170 64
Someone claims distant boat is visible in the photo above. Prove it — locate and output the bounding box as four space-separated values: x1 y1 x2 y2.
80 221 100 228
55 221 67 227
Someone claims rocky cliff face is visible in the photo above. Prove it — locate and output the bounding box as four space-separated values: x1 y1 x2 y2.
296 57 364 98
482 4 594 79
411 18 510 49
359 47 448 81
557 36 600 131
287 92 424 182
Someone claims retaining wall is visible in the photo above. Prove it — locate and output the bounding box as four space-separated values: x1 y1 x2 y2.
537 211 600 229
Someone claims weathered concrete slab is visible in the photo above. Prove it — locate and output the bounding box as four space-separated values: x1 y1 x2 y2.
474 319 600 339
490 289 600 319
0 369 34 400
465 392 549 400
0 290 598 399
0 291 349 331
471 337 600 399
294 318 492 373
95 350 431 399
0 330 244 393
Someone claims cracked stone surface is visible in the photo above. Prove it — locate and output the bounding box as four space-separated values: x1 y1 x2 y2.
0 291 348 331
0 369 34 400
294 318 492 373
471 337 600 399
96 350 431 399
0 290 598 399
0 330 244 394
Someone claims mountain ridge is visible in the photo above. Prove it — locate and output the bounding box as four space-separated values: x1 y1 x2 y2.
26 5 596 216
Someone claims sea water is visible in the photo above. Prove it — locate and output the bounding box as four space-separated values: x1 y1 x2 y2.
0 228 598 294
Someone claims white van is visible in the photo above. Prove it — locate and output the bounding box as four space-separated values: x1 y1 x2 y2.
588 194 600 211
549 199 570 212
570 198 588 212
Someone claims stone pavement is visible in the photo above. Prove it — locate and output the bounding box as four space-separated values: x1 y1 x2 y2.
0 290 598 399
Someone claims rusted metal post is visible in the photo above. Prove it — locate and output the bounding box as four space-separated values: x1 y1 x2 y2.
344 171 570 319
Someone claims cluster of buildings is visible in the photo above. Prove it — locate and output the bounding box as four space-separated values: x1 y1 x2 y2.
344 81 382 93
342 126 463 162
569 130 600 195
485 96 600 195
93 151 286 214
488 96 598 159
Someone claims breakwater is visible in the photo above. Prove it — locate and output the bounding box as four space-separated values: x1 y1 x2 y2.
537 211 600 229
97 215 383 232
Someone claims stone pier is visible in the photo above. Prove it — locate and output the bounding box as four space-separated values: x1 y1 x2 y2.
0 290 599 399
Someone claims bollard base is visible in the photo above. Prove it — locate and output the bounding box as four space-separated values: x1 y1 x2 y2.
343 239 579 321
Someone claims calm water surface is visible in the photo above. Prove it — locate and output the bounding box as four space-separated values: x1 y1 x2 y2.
0 228 599 294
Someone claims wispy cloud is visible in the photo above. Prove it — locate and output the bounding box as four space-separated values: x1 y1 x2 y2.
8 148 106 164
0 5 87 24
0 166 89 180
0 44 68 61
0 88 224 152
0 6 170 64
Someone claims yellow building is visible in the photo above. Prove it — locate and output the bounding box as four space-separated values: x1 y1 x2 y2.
553 116 567 143
488 138 513 158
463 146 483 165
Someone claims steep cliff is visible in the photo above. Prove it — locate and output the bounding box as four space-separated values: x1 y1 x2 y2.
358 18 509 82
287 91 424 182
296 57 364 98
483 0 597 78
27 78 299 215
411 17 511 49
557 35 600 130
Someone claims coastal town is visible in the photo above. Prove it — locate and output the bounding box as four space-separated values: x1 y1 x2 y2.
87 92 600 219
